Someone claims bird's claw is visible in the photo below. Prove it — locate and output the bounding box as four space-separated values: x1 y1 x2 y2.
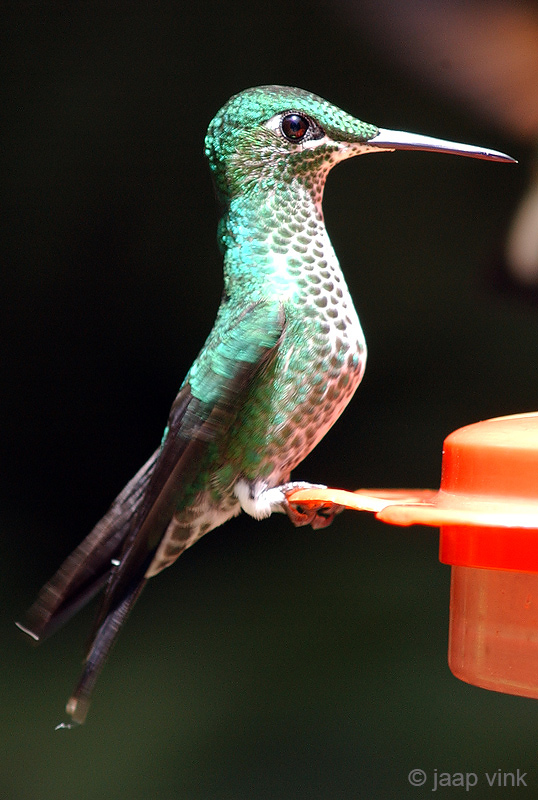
281 482 344 529
289 501 344 529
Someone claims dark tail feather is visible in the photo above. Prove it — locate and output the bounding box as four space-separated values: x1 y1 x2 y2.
59 576 147 727
16 570 111 644
16 450 159 644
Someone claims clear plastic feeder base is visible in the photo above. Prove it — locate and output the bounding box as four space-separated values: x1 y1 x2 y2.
289 413 538 700
449 565 538 699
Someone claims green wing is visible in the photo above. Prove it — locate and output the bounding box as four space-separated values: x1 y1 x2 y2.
17 300 285 724
94 299 286 626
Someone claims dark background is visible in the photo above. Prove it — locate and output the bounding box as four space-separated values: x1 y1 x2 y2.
2 2 537 798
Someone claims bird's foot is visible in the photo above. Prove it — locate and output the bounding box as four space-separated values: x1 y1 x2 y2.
280 482 344 530
234 479 344 529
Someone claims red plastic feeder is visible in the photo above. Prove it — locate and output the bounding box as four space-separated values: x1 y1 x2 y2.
290 412 538 699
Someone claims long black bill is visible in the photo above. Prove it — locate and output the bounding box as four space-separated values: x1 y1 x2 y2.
369 128 516 163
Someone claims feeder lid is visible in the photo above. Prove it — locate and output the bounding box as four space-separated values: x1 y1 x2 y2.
289 412 538 529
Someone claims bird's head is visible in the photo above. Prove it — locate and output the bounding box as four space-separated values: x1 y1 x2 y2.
205 85 379 204
205 85 514 206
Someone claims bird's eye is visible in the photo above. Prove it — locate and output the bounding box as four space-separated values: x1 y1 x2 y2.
280 113 311 142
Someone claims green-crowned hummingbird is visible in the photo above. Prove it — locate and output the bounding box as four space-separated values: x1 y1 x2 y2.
17 86 514 726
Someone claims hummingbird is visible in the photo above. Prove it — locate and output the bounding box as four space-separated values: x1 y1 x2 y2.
16 86 514 726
